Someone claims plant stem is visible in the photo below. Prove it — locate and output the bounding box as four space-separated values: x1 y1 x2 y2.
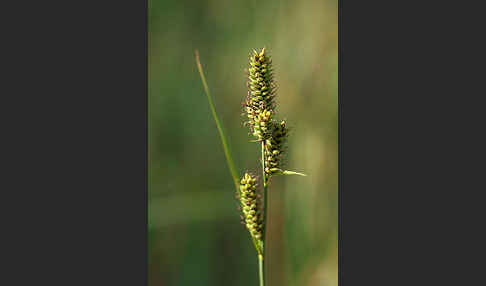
195 50 240 192
258 254 265 286
261 142 267 243
261 142 268 286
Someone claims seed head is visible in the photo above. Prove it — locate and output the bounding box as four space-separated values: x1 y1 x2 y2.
245 48 276 141
239 172 264 243
264 120 288 175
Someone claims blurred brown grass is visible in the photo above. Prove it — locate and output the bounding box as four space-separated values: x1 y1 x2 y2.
149 0 337 285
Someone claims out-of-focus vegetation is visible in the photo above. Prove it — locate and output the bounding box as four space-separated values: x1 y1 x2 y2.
149 0 337 285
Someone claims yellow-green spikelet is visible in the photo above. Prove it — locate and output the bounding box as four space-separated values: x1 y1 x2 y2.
245 48 276 141
239 173 263 244
264 120 288 175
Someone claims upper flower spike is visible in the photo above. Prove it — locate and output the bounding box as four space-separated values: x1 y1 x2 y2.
245 48 276 141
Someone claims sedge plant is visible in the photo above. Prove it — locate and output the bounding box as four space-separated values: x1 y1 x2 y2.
195 48 305 286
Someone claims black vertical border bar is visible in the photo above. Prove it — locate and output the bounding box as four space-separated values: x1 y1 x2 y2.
143 0 149 282
335 0 482 285
1 0 149 284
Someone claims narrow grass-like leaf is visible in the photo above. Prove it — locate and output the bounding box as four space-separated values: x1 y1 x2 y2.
195 50 240 191
280 170 307 176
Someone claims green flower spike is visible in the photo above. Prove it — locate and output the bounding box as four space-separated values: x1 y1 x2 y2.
245 48 276 141
264 120 289 176
239 172 264 253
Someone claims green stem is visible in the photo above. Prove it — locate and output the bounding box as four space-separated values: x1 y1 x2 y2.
261 142 268 242
261 142 268 286
195 50 240 192
258 254 264 286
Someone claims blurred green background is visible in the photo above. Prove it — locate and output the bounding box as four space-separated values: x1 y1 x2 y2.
149 0 337 285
